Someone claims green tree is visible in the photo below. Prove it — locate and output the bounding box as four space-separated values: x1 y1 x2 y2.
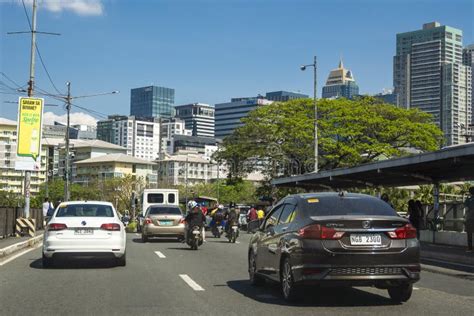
178 180 258 206
0 190 23 207
215 97 444 181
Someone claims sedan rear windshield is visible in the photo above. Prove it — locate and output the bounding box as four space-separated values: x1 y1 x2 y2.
304 196 398 217
56 204 114 217
147 206 182 215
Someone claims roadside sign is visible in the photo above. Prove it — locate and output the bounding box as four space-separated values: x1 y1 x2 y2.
15 97 44 171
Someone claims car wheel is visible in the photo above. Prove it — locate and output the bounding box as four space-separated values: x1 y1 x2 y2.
249 251 265 286
141 234 148 243
388 283 413 303
281 257 299 302
42 253 53 268
117 253 126 267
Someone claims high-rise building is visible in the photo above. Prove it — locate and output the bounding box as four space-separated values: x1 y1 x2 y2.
174 103 215 137
265 91 309 102
130 86 174 118
464 44 474 139
373 89 398 105
322 60 359 99
393 22 472 145
214 96 273 139
97 115 161 161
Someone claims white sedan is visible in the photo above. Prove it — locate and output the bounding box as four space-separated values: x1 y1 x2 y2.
42 201 127 267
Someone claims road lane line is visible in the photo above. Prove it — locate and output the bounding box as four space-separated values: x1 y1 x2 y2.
135 233 141 237
155 251 166 258
0 243 42 266
413 287 420 290
179 274 205 291
422 258 474 269
235 241 241 244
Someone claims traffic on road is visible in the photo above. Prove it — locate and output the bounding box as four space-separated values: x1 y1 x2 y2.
2 191 473 315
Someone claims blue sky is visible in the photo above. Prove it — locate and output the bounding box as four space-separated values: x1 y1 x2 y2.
1 0 473 123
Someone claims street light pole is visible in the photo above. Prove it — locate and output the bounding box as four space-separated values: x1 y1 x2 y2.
64 82 71 201
301 56 318 173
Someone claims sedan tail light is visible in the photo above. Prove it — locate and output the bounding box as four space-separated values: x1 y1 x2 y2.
298 224 345 240
48 223 67 231
179 218 185 224
144 218 152 225
100 223 121 231
387 224 417 239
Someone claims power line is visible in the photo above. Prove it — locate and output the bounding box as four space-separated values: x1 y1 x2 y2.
35 44 63 95
0 80 19 92
21 0 32 31
0 72 23 89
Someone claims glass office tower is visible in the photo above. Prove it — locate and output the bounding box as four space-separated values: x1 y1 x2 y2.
130 86 175 118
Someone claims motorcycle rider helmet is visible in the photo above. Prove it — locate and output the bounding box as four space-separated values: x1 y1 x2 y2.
188 200 198 210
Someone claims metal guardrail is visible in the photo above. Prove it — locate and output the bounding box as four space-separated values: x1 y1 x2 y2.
0 207 43 238
423 202 467 232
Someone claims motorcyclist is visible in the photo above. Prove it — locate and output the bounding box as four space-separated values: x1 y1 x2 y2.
184 200 206 243
210 204 226 235
224 206 239 237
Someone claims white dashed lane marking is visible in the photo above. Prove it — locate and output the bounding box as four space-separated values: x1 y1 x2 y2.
413 287 420 290
154 251 166 258
179 274 205 291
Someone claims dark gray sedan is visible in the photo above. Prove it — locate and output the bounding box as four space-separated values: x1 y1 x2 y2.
248 192 420 302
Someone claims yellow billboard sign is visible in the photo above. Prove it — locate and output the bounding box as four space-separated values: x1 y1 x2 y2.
17 97 44 160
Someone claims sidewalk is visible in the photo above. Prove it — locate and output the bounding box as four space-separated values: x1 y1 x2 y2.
420 241 474 275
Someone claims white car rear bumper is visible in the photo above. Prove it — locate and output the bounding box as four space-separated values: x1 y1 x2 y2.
43 235 126 258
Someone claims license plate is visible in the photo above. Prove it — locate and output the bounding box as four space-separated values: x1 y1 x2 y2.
192 230 200 235
74 228 93 235
350 234 382 245
159 221 173 226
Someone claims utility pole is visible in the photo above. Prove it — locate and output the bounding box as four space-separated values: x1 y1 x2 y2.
64 82 71 201
300 56 318 173
23 0 38 218
157 117 163 188
216 163 220 202
184 154 189 212
313 56 318 173
8 0 60 218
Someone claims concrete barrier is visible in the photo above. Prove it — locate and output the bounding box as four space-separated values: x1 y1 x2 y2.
0 234 43 259
420 230 467 247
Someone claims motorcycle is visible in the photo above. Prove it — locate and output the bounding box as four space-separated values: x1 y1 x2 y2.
122 215 130 227
187 225 203 250
227 224 239 243
211 221 224 238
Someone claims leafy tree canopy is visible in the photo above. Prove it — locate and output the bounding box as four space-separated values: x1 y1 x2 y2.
214 97 443 180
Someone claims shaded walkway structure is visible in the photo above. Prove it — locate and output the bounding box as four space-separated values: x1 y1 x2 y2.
272 143 474 219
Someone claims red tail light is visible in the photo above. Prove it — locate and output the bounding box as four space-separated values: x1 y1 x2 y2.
387 224 417 239
179 218 185 224
48 223 67 231
100 223 121 231
298 224 345 240
144 218 152 225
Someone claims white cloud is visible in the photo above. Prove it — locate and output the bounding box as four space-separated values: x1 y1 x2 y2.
21 0 104 16
43 111 98 126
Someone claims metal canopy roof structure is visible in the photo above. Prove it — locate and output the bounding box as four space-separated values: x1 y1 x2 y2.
272 143 474 189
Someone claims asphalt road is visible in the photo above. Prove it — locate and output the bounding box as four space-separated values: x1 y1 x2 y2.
1 232 473 316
